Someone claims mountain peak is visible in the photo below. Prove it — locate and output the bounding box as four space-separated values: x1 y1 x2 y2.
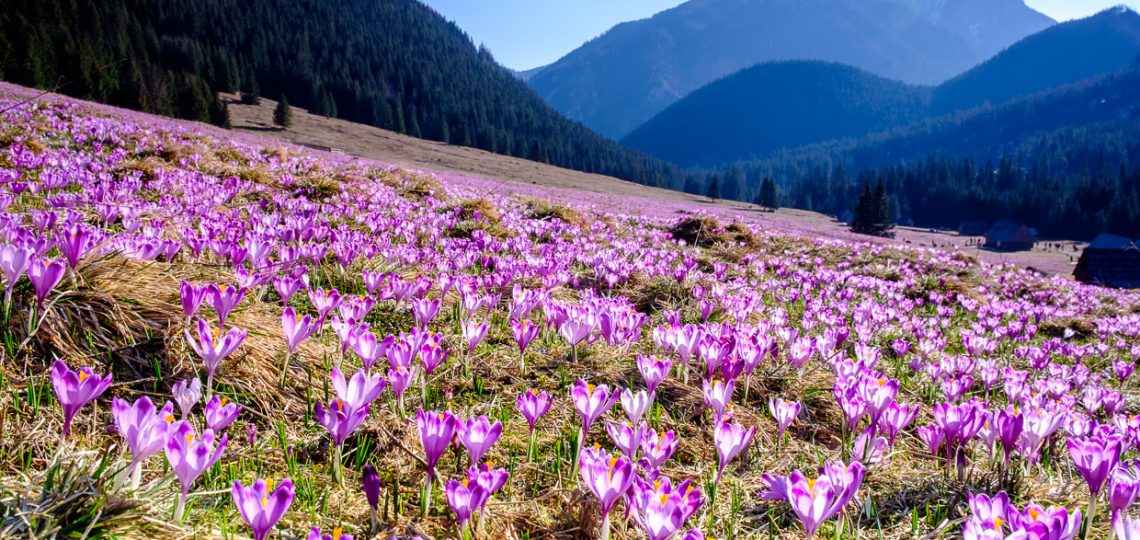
527 0 1054 138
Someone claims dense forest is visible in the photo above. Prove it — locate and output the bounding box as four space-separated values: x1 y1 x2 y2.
686 65 1140 239
0 0 681 187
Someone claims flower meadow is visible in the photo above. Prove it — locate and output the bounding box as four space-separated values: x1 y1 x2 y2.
1 89 1140 540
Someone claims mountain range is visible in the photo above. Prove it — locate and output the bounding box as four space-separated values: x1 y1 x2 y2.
622 7 1140 167
526 0 1054 138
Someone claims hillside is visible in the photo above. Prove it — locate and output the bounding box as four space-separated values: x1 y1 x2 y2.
0 81 1136 540
215 87 1082 274
622 62 931 167
930 6 1140 114
742 66 1140 238
527 0 1052 138
624 8 1140 168
0 0 681 188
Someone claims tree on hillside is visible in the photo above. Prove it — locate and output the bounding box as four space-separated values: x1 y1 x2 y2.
757 176 779 210
722 167 745 201
706 174 720 200
273 95 293 129
850 179 895 237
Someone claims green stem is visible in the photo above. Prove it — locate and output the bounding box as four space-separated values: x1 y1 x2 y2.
571 426 584 482
279 351 292 387
528 430 537 462
173 493 187 521
333 444 344 486
1083 496 1098 540
600 513 611 540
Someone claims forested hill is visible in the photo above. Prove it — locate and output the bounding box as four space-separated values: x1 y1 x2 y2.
717 66 1140 239
0 0 681 188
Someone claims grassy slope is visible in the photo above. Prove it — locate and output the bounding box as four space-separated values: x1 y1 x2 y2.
0 84 1135 539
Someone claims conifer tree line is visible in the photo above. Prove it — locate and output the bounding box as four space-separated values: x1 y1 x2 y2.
0 0 680 187
849 180 895 237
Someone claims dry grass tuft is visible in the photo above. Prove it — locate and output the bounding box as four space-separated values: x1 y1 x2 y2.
456 198 502 224
667 216 724 247
618 275 693 314
524 199 587 228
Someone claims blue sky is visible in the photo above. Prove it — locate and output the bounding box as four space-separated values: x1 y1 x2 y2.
421 0 1140 71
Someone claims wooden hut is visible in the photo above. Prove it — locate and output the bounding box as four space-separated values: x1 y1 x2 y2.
1074 234 1140 288
983 220 1036 251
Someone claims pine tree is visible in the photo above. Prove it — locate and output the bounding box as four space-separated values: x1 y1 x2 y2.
722 167 744 201
273 95 292 129
758 176 779 210
851 180 895 237
706 174 720 200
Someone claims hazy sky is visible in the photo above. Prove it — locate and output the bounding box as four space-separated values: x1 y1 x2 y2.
421 0 1140 71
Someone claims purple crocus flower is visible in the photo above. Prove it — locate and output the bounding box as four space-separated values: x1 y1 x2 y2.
166 421 228 517
58 226 94 268
232 478 294 540
571 379 618 435
786 469 835 538
458 415 503 464
517 389 553 432
579 446 635 533
184 318 246 393
315 399 370 447
352 331 393 372
640 428 678 470
445 478 486 530
467 462 509 510
606 421 646 458
27 257 65 307
410 297 440 328
1110 464 1140 519
416 408 458 481
768 397 801 442
713 417 755 481
179 280 207 320
331 365 385 410
204 394 241 432
1068 434 1123 496
1009 501 1081 540
111 396 174 485
994 408 1023 466
271 275 302 304
363 464 381 527
462 320 489 355
172 378 202 419
511 318 540 372
281 307 317 353
50 359 112 436
785 461 865 539
701 379 733 420
877 401 918 446
0 243 33 301
207 284 245 327
637 355 672 397
620 388 651 425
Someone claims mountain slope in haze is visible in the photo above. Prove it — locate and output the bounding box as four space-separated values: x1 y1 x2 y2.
771 65 1140 173
0 0 680 188
626 8 1140 168
736 65 1140 239
622 62 931 167
931 6 1140 114
527 0 1053 139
